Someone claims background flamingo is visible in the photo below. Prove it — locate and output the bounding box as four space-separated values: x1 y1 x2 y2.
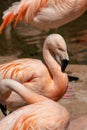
0 79 70 130
0 34 69 114
0 0 87 33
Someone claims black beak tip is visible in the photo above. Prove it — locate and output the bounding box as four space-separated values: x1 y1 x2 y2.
0 103 7 116
61 59 69 72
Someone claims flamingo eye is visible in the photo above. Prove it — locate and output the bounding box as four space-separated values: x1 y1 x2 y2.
58 48 63 51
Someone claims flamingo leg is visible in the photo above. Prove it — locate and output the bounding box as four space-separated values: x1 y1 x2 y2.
0 103 7 116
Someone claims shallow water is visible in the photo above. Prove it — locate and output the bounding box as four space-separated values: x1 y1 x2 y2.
0 1 87 64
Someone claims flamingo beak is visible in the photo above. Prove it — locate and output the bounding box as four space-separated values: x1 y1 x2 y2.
55 50 69 72
61 59 69 72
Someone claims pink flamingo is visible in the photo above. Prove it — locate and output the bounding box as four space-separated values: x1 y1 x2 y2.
0 0 87 33
0 34 69 114
0 79 70 130
0 79 87 130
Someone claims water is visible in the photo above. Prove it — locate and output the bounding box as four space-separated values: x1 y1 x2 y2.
0 1 87 64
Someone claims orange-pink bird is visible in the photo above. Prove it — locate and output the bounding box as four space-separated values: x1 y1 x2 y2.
0 0 87 33
0 79 87 130
0 34 69 114
0 79 70 130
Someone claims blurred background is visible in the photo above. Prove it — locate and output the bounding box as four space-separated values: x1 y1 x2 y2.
0 0 87 64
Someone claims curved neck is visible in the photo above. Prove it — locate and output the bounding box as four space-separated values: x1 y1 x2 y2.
0 79 47 104
43 43 61 80
43 43 68 99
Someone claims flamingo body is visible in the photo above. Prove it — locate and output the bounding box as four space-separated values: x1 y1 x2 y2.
0 0 87 32
0 100 70 130
0 34 69 112
0 58 56 111
0 79 70 130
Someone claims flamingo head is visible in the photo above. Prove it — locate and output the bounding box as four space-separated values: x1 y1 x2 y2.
54 51 69 72
46 34 69 72
55 42 69 72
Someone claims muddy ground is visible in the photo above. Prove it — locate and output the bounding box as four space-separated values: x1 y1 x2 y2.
0 56 87 122
61 64 87 120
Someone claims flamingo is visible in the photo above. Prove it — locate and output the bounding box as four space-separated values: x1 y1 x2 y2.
0 34 69 114
0 0 87 33
0 79 70 130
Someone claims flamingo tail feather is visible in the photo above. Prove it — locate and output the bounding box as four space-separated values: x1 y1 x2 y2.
0 0 48 33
